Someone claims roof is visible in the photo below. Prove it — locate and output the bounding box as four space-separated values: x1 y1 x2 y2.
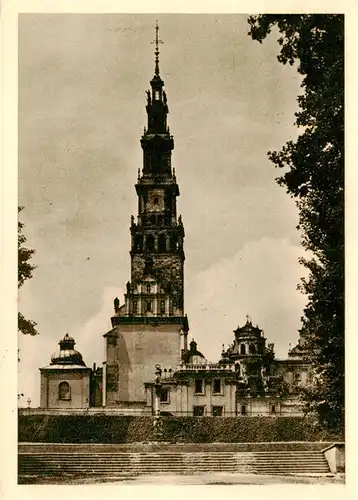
40 364 91 371
234 318 263 338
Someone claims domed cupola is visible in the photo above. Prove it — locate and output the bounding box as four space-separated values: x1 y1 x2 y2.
187 339 206 364
50 333 86 366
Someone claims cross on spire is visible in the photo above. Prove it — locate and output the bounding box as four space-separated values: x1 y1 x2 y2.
151 20 163 76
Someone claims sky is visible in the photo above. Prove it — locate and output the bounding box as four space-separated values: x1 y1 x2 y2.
18 13 307 407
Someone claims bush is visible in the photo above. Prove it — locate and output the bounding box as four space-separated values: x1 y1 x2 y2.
18 414 343 443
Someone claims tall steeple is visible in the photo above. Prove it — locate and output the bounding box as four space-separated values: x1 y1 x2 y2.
105 24 188 406
152 20 163 77
112 22 187 322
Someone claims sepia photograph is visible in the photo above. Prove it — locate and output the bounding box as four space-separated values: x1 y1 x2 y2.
12 10 346 489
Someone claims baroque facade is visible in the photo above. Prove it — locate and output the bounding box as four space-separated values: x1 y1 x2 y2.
39 27 310 417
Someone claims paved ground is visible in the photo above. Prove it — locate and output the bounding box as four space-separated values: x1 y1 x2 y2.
19 473 345 485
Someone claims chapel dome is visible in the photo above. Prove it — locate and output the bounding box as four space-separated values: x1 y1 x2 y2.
50 333 86 366
187 339 206 363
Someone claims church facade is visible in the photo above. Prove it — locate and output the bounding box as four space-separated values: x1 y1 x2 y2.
39 27 311 417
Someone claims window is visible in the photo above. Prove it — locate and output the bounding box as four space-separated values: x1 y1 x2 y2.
294 372 301 382
160 300 166 314
146 234 155 251
241 405 247 415
132 301 137 314
58 381 71 400
170 236 178 252
160 388 169 403
195 379 204 394
213 378 222 394
249 343 256 354
134 235 142 252
146 301 152 312
212 406 223 416
158 234 166 252
193 406 205 417
270 404 276 415
235 364 241 375
240 344 246 355
153 197 159 205
146 284 151 294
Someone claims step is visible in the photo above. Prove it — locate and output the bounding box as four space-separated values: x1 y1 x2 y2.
18 448 331 479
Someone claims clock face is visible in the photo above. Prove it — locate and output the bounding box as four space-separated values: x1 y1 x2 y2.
149 190 163 211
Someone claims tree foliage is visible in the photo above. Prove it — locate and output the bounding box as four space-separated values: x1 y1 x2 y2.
248 15 344 430
18 206 38 335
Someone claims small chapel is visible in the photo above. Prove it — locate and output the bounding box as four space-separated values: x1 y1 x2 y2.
39 25 311 417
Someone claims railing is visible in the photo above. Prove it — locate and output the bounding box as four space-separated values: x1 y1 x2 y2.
158 410 304 417
19 407 305 417
177 364 235 372
18 407 152 416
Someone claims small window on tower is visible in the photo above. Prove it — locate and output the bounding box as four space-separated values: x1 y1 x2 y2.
146 284 151 294
146 234 155 251
158 234 166 252
132 301 137 314
146 301 152 312
154 197 159 205
160 300 166 314
249 344 256 354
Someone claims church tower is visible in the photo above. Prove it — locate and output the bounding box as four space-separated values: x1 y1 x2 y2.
105 24 189 407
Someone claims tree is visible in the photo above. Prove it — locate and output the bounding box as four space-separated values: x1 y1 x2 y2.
248 15 344 430
18 206 38 335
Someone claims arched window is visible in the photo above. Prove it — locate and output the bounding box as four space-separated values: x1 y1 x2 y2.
153 197 159 205
249 343 256 354
160 300 166 314
132 300 138 314
146 284 151 294
170 236 178 252
146 234 155 251
240 344 246 355
158 234 166 252
58 381 71 400
134 235 143 252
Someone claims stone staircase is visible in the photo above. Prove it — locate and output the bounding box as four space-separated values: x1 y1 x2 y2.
18 444 331 479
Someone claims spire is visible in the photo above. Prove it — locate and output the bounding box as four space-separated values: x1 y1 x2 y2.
151 20 163 77
143 21 170 138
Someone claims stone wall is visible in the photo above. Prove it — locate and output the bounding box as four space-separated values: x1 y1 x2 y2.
40 369 90 409
106 322 182 405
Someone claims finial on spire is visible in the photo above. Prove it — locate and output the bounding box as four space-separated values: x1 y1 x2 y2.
151 20 163 76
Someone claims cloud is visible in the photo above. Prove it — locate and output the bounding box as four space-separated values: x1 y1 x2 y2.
72 285 124 367
186 236 307 362
18 285 123 407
